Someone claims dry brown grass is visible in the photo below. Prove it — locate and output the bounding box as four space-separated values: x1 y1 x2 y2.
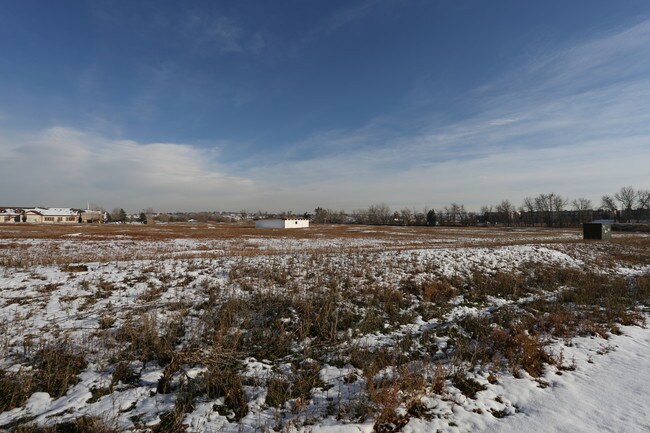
0 369 33 412
0 222 580 247
13 417 118 433
1 222 648 430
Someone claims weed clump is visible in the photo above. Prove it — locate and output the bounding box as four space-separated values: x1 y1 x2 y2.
0 369 34 412
31 343 88 398
451 373 486 399
116 314 183 365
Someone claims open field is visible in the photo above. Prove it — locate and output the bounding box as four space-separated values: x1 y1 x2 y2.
0 223 648 432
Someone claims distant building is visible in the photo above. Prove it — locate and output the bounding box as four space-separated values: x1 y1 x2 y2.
24 208 79 224
0 209 22 223
255 218 310 229
0 206 111 224
80 209 106 223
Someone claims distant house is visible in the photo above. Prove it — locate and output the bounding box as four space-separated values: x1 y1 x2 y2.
0 209 21 223
80 209 106 223
255 218 310 229
24 208 79 224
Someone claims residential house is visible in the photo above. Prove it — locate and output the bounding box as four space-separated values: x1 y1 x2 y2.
0 209 22 223
24 208 79 224
80 209 106 223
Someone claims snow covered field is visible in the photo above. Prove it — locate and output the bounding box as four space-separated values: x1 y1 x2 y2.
0 223 648 432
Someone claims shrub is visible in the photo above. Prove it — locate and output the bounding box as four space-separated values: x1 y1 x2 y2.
202 365 248 421
116 314 183 365
31 343 87 398
451 373 486 399
0 369 34 412
420 280 457 304
265 376 292 408
111 361 140 387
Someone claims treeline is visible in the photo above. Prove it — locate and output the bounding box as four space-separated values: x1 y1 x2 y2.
312 186 650 228
155 212 236 223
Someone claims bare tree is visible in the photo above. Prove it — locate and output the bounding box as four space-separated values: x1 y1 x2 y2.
552 194 569 226
399 208 414 225
615 186 636 222
110 208 125 222
314 207 347 224
414 207 427 226
313 207 328 223
463 211 476 226
352 209 367 224
601 195 617 211
480 205 491 215
534 193 567 227
572 198 592 211
637 189 650 210
521 197 536 226
279 210 295 219
495 200 515 226
480 205 492 224
443 203 465 225
572 197 592 223
367 203 391 225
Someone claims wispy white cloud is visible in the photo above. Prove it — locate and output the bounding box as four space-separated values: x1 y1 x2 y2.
241 18 650 211
488 117 520 127
185 14 244 53
0 127 256 211
4 15 650 213
524 19 650 91
286 0 382 58
319 0 377 35
182 11 268 55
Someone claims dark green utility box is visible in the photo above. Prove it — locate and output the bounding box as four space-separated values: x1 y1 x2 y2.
583 222 611 240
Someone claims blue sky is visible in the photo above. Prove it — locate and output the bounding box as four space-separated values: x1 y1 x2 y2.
1 1 649 212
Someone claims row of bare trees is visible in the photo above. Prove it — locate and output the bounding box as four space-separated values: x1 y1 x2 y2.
312 185 649 228
493 187 649 226
601 186 650 222
481 187 649 227
350 204 436 226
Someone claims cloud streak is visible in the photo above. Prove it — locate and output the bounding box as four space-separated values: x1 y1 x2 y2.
3 14 649 213
241 18 650 210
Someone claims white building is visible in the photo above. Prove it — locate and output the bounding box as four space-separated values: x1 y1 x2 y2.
80 209 106 223
255 218 310 229
0 209 21 223
24 208 79 224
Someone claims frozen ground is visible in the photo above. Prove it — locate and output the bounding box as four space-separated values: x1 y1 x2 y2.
314 323 650 433
480 324 650 433
0 223 648 432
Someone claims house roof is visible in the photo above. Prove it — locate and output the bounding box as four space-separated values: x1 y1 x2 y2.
0 211 20 217
26 208 78 217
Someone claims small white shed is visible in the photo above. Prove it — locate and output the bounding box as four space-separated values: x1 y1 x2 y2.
255 218 310 229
